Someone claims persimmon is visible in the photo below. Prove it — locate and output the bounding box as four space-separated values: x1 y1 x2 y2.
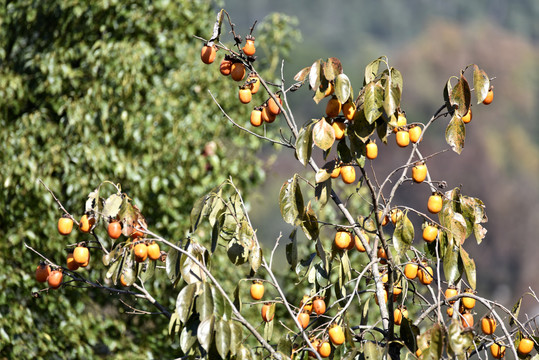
378 211 389 226
518 338 534 356
108 221 122 239
328 324 345 345
490 343 505 359
297 311 310 329
79 214 94 233
300 295 313 314
404 262 418 280
394 306 407 325
396 112 407 131
461 311 474 328
427 193 443 214
381 273 389 284
250 280 265 301
462 108 472 124
481 316 497 335
332 121 346 140
447 307 454 317
412 162 427 183
396 129 410 147
120 273 129 287
134 242 148 262
418 265 433 285
35 263 51 283
58 216 73 235
247 73 260 94
313 297 326 316
462 289 476 309
330 164 341 178
66 253 79 271
200 44 216 64
483 88 494 105
354 233 368 252
334 230 352 250
393 282 403 297
250 108 263 127
308 339 321 358
422 223 438 243
261 302 274 322
230 62 246 82
267 95 282 115
409 125 422 143
318 341 331 358
47 269 63 289
242 36 256 56
366 140 378 160
219 57 232 76
340 165 356 184
445 286 458 304
378 247 388 263
390 208 403 224
261 106 276 123
342 101 356 120
322 82 334 97
73 246 90 265
147 241 161 260
238 86 252 104
325 96 341 118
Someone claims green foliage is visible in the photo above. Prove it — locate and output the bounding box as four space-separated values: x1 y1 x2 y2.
0 1 299 358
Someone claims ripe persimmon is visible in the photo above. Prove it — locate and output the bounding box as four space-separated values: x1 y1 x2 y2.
297 311 310 329
48 269 63 289
445 286 458 304
461 311 474 328
462 289 476 309
239 86 252 104
147 242 161 261
334 230 352 250
108 221 122 239
428 193 443 214
404 262 418 280
332 121 346 140
250 108 263 127
342 101 356 120
390 208 403 224
242 36 256 56
230 62 246 82
378 211 389 226
395 112 407 131
250 280 265 301
325 96 341 118
481 316 496 335
418 265 433 285
462 108 472 124
366 141 378 160
354 233 368 252
330 164 341 178
300 295 313 314
483 88 494 105
58 216 73 235
73 246 90 266
412 162 427 183
261 302 274 322
261 106 276 123
134 242 148 262
490 343 505 359
120 273 129 287
340 165 356 184
396 129 410 147
377 247 388 263
409 125 422 143
447 307 454 317
35 263 51 283
394 306 407 325
318 341 331 358
518 338 534 356
247 73 260 94
313 297 326 315
328 324 345 345
422 223 438 243
79 214 94 233
267 96 282 115
219 57 232 76
66 253 79 271
200 44 216 64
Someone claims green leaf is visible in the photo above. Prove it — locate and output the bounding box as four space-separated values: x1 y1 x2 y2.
450 73 471 117
393 211 414 260
335 73 352 104
350 109 376 142
215 318 231 359
314 178 331 208
168 311 180 337
177 283 197 324
443 242 463 285
447 320 474 356
229 321 243 356
262 303 275 324
401 317 420 353
236 345 253 360
313 118 335 151
279 174 304 226
227 238 249 266
383 69 401 117
443 79 455 115
211 284 226 320
286 229 298 269
309 59 322 90
180 314 200 354
295 123 314 166
364 341 383 359
263 318 274 342
190 193 208 233
364 82 384 124
323 57 343 81
445 114 466 154
301 203 319 241
249 244 262 274
473 65 490 104
337 138 352 164
196 282 214 322
277 337 293 358
233 283 242 313
418 323 443 360
510 297 522 327
460 247 476 290
294 66 310 83
376 117 389 144
197 315 215 352
85 187 101 217
102 193 123 221
364 56 384 84
138 257 156 282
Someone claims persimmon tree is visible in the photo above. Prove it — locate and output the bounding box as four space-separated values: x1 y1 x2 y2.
32 9 539 360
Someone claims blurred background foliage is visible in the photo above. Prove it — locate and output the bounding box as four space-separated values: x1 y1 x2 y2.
1 0 538 358
0 0 300 358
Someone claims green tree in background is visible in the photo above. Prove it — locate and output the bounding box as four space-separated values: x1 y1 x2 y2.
0 1 299 358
